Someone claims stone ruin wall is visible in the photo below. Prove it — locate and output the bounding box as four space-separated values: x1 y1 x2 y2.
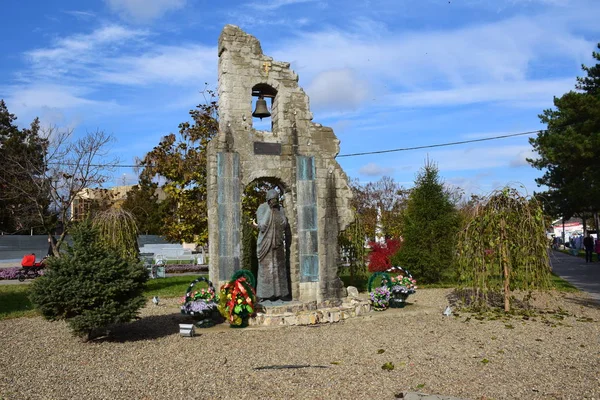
207 25 354 302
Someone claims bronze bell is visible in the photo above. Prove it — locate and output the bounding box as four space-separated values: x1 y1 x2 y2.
252 96 271 120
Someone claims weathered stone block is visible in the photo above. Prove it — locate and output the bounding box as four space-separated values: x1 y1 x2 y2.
346 286 359 298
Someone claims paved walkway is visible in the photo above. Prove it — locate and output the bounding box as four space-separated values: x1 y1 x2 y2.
549 250 600 303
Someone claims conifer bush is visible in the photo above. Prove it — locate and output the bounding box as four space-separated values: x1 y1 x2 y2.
392 162 460 283
29 221 148 340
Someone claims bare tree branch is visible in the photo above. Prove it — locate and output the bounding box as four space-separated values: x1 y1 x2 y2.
1 125 118 255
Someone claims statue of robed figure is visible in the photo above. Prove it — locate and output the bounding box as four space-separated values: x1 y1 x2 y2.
256 189 290 301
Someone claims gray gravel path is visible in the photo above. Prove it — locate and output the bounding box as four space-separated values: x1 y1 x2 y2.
1 289 599 400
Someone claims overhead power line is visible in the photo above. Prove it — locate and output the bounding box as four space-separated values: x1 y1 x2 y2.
46 128 543 168
336 129 542 158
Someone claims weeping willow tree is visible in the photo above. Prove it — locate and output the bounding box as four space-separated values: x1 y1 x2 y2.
338 213 369 285
456 187 551 312
92 208 139 260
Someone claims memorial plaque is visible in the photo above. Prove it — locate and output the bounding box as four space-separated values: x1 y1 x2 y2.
254 142 281 155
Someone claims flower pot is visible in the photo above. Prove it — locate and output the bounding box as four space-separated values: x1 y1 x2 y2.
373 305 388 311
389 293 409 308
195 319 215 328
230 315 250 328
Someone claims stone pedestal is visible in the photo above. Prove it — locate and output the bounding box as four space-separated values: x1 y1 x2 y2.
249 298 371 327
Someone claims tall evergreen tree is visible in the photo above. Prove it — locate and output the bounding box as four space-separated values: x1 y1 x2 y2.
0 100 48 234
393 161 460 283
528 43 600 224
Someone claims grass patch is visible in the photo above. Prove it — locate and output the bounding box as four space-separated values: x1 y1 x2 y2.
0 275 207 321
339 272 461 293
550 273 579 292
0 285 38 320
143 275 207 298
557 248 586 259
0 271 579 321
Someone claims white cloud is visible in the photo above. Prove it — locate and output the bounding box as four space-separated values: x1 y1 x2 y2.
21 25 215 89
425 145 534 172
5 24 216 125
359 163 395 177
0 83 118 130
225 13 311 29
387 78 575 108
445 174 494 197
96 45 216 86
306 69 370 112
388 144 534 176
63 10 96 20
25 25 149 80
271 8 596 113
104 0 187 23
247 0 320 11
509 148 537 167
5 84 107 111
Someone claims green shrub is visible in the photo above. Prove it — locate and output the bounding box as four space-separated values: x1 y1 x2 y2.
392 162 460 283
29 221 148 340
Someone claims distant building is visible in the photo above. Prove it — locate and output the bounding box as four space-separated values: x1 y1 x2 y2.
70 185 166 221
551 217 584 239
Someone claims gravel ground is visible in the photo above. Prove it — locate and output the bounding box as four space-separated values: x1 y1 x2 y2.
1 288 599 400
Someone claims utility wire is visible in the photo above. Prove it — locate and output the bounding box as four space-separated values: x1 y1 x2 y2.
337 129 542 158
45 128 543 167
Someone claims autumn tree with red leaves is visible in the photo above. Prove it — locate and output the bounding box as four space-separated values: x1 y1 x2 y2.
368 238 401 272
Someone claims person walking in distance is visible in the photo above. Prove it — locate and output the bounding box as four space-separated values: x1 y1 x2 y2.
595 236 600 262
583 233 594 263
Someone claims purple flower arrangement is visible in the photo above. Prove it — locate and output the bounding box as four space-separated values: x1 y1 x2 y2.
186 300 216 312
181 299 217 317
369 286 391 310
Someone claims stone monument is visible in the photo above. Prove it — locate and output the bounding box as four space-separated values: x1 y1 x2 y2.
207 25 354 303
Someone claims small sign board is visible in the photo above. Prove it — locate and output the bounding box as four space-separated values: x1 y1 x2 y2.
254 142 282 156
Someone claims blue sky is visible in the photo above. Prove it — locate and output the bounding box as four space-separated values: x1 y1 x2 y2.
1 0 598 196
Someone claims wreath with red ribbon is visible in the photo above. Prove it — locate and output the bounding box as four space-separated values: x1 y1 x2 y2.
217 276 257 326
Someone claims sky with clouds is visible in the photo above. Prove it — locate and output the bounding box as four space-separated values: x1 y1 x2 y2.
1 0 598 195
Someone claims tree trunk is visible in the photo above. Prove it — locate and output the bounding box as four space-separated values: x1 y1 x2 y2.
500 218 510 312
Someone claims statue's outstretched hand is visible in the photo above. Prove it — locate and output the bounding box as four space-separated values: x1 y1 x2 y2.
252 219 259 228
